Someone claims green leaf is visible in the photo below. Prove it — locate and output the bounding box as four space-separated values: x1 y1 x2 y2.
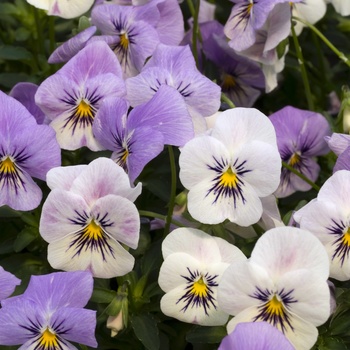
0 73 30 89
131 314 160 350
319 337 348 350
90 288 117 304
186 326 227 344
13 227 38 252
78 16 91 32
276 37 289 59
0 45 32 61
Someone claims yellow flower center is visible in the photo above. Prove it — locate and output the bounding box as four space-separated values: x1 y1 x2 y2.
221 74 236 91
76 99 94 119
265 295 285 317
0 157 16 174
120 33 129 50
247 2 253 14
219 167 238 189
83 220 104 241
190 277 208 298
342 228 350 247
289 152 300 166
39 328 59 349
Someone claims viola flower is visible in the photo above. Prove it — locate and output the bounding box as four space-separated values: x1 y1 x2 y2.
93 85 193 182
26 0 95 19
0 266 20 301
35 41 126 151
91 3 160 78
202 26 265 107
179 108 281 226
218 321 294 350
218 227 331 350
126 44 221 118
39 157 142 278
48 26 97 64
294 170 350 281
223 0 296 52
269 106 330 198
325 133 350 172
0 271 97 348
0 91 61 211
158 228 247 325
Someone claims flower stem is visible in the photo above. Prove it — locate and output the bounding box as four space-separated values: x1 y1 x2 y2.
293 16 350 68
164 146 178 236
291 21 314 110
221 92 236 108
282 161 320 191
139 210 185 229
187 0 201 68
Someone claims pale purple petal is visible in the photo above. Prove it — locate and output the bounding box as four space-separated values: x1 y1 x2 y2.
219 322 294 350
326 133 350 156
48 26 97 64
334 147 350 172
0 266 20 301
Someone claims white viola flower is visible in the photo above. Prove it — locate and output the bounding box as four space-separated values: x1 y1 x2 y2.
39 157 142 278
218 227 331 350
294 170 350 281
158 228 246 326
179 108 281 226
291 0 327 35
26 0 94 19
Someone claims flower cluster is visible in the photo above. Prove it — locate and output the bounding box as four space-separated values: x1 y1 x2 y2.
0 0 350 349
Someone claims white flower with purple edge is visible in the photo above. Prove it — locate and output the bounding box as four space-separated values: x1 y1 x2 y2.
39 157 141 278
179 108 281 226
218 227 331 350
158 228 247 325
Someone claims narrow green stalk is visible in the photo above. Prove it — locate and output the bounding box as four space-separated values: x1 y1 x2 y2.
221 92 236 108
291 22 314 110
187 0 200 68
138 211 185 228
33 8 45 57
293 16 350 68
164 146 177 236
282 161 320 191
49 16 55 55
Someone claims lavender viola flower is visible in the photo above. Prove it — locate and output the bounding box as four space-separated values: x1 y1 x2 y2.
218 322 295 350
269 106 331 198
0 91 61 211
224 0 296 52
0 266 20 301
10 82 46 124
48 26 97 64
126 44 221 117
326 133 350 172
202 24 265 107
35 41 126 151
91 3 160 78
0 271 97 348
94 85 193 182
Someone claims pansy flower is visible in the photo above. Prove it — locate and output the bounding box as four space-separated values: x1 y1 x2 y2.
126 44 221 118
218 321 295 350
35 41 126 151
158 228 247 325
294 170 350 281
0 271 97 348
179 108 281 226
93 85 193 182
269 106 330 198
218 227 330 350
91 3 160 78
39 157 142 278
0 91 61 211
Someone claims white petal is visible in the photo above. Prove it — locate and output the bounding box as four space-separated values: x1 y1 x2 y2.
162 228 222 262
46 164 87 190
218 261 274 316
48 233 135 278
211 108 278 150
212 236 247 264
187 177 263 226
48 0 94 19
250 227 330 280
